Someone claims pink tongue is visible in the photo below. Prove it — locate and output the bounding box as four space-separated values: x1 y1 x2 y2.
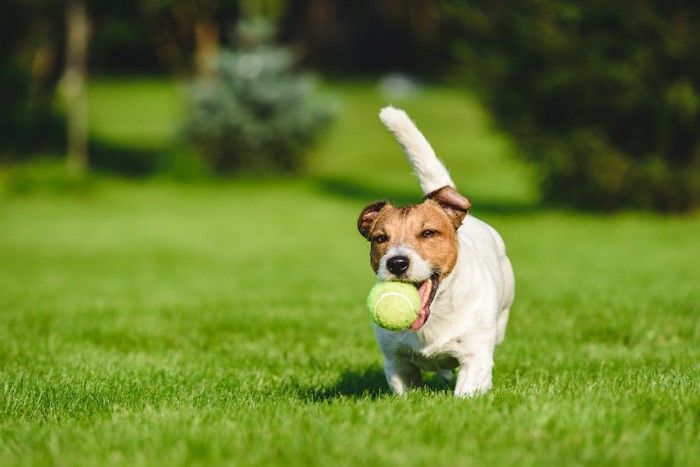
410 280 432 330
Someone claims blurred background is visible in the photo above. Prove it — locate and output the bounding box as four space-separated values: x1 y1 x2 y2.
1 0 700 212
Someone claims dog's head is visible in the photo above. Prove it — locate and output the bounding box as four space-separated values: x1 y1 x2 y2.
357 186 471 330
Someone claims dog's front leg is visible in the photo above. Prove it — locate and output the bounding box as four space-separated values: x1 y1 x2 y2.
453 336 496 398
383 357 422 396
454 353 494 397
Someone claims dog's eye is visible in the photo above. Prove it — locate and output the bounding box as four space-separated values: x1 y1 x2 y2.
374 234 389 244
421 229 438 238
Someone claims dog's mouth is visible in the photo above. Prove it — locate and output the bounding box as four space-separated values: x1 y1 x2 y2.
409 272 440 331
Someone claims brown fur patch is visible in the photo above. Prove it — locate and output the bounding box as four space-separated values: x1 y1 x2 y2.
365 200 460 279
358 201 390 239
424 186 471 229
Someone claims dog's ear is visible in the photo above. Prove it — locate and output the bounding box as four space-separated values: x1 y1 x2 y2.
425 186 471 229
358 201 390 240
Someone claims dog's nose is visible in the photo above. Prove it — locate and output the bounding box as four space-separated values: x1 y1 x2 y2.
387 256 410 275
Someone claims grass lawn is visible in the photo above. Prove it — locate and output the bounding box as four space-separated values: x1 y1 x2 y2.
1 78 699 466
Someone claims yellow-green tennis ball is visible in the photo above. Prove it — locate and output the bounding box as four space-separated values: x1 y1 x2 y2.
367 281 420 331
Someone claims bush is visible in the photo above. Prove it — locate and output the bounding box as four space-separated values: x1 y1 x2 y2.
0 62 65 160
446 1 700 212
184 20 334 174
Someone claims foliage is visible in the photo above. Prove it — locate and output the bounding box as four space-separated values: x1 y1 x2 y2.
85 0 445 75
184 20 335 173
0 63 65 158
446 1 700 212
280 0 445 75
0 1 65 159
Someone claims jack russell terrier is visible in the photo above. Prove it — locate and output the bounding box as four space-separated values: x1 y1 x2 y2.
357 107 515 397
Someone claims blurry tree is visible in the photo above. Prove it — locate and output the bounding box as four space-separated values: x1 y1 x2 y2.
65 0 90 177
137 0 240 76
0 0 454 176
446 1 700 212
87 0 158 73
280 0 444 75
66 0 449 77
0 0 65 158
184 19 334 173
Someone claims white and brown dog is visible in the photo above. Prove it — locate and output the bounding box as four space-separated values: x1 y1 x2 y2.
357 107 515 397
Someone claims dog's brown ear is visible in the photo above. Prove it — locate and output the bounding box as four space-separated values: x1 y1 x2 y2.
358 201 389 240
425 186 471 229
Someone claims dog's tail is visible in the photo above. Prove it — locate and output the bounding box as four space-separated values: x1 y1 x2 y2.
379 106 455 195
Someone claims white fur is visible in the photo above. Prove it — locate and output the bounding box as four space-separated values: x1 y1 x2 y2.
374 107 515 397
379 106 455 194
377 246 432 283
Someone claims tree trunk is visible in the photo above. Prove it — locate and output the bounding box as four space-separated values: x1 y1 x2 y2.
65 0 89 177
194 17 219 77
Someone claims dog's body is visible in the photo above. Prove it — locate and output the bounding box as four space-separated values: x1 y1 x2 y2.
358 107 514 397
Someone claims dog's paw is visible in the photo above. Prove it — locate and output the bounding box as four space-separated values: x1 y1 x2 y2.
454 362 493 398
454 379 492 398
385 361 423 396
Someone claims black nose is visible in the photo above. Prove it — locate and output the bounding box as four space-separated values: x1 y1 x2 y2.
387 256 410 275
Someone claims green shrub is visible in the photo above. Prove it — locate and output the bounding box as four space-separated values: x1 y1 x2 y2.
446 1 700 212
0 62 65 159
184 20 334 174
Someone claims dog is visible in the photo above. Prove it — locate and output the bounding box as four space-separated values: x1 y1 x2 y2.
357 107 515 397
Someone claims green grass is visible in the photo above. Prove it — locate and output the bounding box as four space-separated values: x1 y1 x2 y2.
308 81 536 206
1 79 699 466
88 77 187 151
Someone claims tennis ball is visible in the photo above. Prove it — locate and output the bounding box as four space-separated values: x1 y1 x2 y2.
367 281 420 331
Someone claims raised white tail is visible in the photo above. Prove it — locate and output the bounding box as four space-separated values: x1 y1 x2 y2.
378 106 455 195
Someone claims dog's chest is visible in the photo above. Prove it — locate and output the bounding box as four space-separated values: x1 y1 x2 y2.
391 330 462 370
403 347 460 371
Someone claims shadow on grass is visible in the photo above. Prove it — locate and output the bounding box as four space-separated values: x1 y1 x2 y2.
295 365 453 401
2 140 165 195
315 176 539 215
90 139 164 176
314 176 419 206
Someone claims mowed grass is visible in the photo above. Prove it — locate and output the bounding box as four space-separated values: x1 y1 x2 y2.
1 79 699 466
88 77 186 151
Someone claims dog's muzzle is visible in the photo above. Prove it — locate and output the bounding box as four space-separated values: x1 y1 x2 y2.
386 255 410 276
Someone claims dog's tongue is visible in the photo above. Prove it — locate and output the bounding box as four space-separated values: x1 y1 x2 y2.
410 279 432 330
